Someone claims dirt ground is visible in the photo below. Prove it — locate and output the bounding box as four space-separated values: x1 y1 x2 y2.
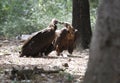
0 39 89 83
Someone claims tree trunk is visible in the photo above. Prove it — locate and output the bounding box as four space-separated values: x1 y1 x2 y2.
72 0 92 49
83 0 120 83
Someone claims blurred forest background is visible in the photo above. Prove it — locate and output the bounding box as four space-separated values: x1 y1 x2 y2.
0 0 98 38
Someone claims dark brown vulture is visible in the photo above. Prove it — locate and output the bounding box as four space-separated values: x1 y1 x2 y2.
54 22 78 56
20 19 58 57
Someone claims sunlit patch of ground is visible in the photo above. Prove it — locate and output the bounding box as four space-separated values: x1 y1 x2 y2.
0 39 89 83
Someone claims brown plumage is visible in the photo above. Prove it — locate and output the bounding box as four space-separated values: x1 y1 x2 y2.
54 22 78 56
20 19 58 57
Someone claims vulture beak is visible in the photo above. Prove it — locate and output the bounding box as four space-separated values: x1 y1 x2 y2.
58 22 70 27
58 21 64 24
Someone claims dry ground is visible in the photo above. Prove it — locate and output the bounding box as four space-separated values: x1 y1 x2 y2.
0 39 89 83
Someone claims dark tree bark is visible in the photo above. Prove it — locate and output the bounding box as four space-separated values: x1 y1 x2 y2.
72 0 92 49
83 0 120 83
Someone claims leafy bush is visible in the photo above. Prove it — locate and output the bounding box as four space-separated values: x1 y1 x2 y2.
90 0 98 30
0 0 72 38
0 0 97 38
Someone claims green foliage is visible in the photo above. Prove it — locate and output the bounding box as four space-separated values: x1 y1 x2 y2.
90 8 97 30
0 0 97 38
90 0 98 30
0 0 72 38
90 0 99 8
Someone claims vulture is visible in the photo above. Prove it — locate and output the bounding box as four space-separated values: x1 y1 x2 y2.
54 22 78 56
20 19 58 57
